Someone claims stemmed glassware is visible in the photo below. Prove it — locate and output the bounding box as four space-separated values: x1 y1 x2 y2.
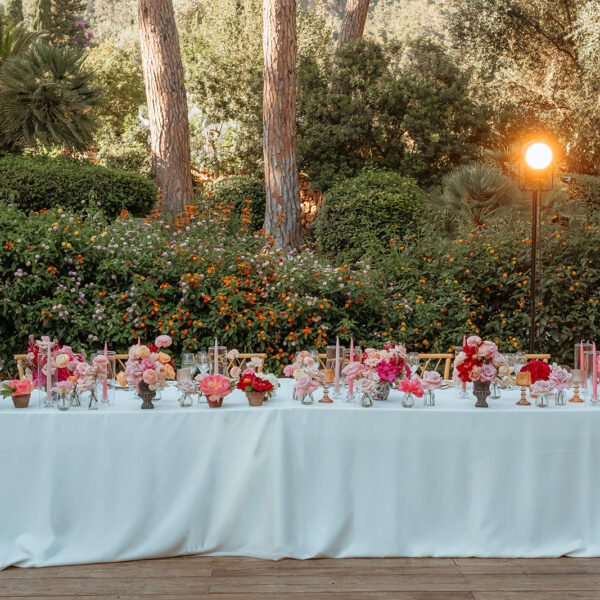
407 352 420 380
181 353 196 377
195 351 210 404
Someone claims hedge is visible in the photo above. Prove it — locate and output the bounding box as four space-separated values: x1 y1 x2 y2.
0 153 157 217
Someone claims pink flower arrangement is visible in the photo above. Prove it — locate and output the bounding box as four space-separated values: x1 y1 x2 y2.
284 350 323 398
344 343 410 387
421 370 443 391
1 379 35 399
125 337 175 390
27 337 85 386
197 374 233 403
399 378 424 398
454 337 505 383
52 380 74 396
548 366 573 391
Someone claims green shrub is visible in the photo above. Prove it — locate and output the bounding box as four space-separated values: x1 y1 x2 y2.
315 170 424 260
563 173 600 208
0 153 156 217
208 175 266 231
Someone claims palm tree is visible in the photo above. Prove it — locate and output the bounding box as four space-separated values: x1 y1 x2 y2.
0 13 40 68
0 41 100 151
427 163 526 232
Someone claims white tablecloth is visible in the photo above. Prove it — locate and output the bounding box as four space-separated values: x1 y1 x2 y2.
1 380 600 568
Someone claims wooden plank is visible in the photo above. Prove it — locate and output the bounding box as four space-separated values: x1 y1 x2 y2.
456 557 600 575
463 573 600 591
474 593 600 600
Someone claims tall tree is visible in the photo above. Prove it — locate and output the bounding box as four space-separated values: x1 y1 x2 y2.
32 0 52 32
51 0 89 46
137 0 193 214
338 0 369 44
5 0 23 25
262 0 303 250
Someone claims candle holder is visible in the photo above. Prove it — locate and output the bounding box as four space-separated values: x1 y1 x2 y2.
319 383 333 403
208 346 227 375
516 371 532 405
570 369 584 403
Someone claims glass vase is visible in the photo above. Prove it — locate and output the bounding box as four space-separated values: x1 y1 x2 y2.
402 393 415 408
536 393 549 408
490 382 502 399
555 390 567 406
87 389 99 410
179 393 194 407
423 390 435 406
360 393 373 407
300 393 314 405
56 393 70 411
69 389 81 407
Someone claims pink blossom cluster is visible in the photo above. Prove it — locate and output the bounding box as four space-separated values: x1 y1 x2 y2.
453 336 506 383
125 337 175 390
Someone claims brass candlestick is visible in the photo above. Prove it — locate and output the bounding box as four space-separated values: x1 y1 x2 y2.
570 369 584 403
319 383 333 403
516 371 532 406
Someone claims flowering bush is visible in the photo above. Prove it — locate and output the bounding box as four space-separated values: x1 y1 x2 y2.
454 336 506 383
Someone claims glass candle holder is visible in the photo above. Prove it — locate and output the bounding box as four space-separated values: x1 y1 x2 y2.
208 346 227 375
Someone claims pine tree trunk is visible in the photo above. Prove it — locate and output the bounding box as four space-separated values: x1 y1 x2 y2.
263 0 303 251
338 0 370 45
137 0 192 214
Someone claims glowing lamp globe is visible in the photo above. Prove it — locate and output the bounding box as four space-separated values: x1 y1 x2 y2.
525 143 553 170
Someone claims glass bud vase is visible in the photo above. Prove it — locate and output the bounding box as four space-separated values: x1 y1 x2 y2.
69 389 81 407
360 393 373 407
87 389 99 410
490 382 502 399
423 390 435 406
300 393 314 405
536 393 550 408
402 393 415 408
555 390 566 406
179 393 194 407
57 393 70 411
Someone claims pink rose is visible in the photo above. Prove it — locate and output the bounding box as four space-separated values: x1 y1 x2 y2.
294 374 319 398
142 369 159 386
469 366 482 381
479 341 498 359
479 364 497 383
283 364 297 377
230 366 241 379
93 355 109 368
466 336 482 347
549 366 572 391
421 370 443 391
342 361 363 382
491 351 506 368
141 357 156 370
155 335 172 349
454 352 467 366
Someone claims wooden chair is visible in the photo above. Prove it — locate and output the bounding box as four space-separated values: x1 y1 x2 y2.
14 354 27 379
417 353 453 380
525 354 551 363
226 353 267 374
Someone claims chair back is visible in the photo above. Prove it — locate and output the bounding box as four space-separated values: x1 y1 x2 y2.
418 353 453 380
525 354 551 363
226 353 267 374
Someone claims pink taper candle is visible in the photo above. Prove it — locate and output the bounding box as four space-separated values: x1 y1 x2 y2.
138 337 141 346
461 337 467 392
334 336 340 394
581 341 586 389
214 338 219 375
46 341 52 405
102 342 108 402
593 342 597 401
349 338 354 395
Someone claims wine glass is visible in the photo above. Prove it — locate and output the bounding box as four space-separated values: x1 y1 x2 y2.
407 352 420 377
310 349 321 372
181 353 196 377
196 351 210 375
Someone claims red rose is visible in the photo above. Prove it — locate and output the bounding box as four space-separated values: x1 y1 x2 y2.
520 360 551 384
253 377 274 392
148 344 158 353
237 373 255 391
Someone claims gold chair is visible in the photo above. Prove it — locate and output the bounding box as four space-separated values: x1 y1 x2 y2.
417 353 453 380
525 354 551 363
14 354 27 379
226 353 267 374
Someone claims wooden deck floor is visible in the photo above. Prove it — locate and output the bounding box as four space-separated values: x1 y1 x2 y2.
2 556 600 599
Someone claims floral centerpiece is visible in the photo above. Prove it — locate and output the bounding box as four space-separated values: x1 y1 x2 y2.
235 368 279 406
1 379 35 408
548 365 572 405
27 336 85 390
283 350 323 404
53 380 74 410
75 355 109 409
520 359 551 384
421 370 443 406
125 336 175 409
399 377 424 407
197 374 233 408
454 336 506 407
176 379 197 407
343 343 411 402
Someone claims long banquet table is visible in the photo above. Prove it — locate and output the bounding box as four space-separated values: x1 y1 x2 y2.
1 379 600 568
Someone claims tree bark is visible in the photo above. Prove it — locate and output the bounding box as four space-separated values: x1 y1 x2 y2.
338 0 370 45
138 0 192 214
263 0 303 251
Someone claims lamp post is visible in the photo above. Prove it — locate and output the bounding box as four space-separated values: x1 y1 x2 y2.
521 142 554 354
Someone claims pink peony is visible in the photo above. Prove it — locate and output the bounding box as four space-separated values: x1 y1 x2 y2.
479 341 498 359
399 378 424 398
294 374 319 398
479 364 497 383
230 366 241 379
198 374 232 402
421 370 443 391
52 381 73 395
466 336 482 347
93 355 109 368
356 378 376 394
142 370 159 386
155 335 172 348
141 357 156 370
376 361 400 383
283 364 297 377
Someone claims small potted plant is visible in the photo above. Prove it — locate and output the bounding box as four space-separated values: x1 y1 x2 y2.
197 374 233 408
1 379 35 408
235 369 277 406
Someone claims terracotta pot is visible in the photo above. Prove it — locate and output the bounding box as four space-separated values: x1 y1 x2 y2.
246 391 265 406
207 397 224 408
12 394 31 408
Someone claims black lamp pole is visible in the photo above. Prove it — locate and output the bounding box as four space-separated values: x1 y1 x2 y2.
529 190 538 354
